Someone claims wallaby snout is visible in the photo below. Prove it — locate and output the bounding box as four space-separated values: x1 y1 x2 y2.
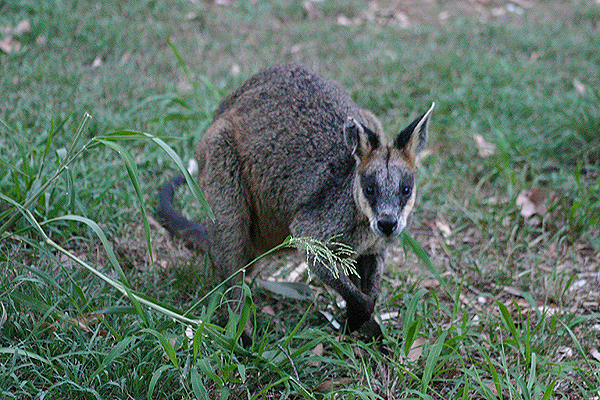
376 215 399 237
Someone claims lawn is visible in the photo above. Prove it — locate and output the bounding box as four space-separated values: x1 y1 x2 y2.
1 0 599 398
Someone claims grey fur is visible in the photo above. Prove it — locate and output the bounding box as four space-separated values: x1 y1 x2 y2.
159 62 434 334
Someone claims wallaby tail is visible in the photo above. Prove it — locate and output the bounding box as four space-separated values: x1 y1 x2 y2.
158 175 208 250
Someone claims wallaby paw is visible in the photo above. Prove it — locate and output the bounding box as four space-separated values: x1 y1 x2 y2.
355 317 383 341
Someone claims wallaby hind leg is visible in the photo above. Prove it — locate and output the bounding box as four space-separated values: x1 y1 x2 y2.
197 133 256 288
198 143 257 346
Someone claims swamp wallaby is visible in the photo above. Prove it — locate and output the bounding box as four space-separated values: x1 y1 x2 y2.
159 62 434 334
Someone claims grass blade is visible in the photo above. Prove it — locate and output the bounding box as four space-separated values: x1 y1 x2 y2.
143 328 180 371
49 214 128 285
400 231 452 297
99 130 213 220
88 336 136 382
95 138 155 266
0 347 53 366
421 330 448 393
497 301 520 345
190 368 210 400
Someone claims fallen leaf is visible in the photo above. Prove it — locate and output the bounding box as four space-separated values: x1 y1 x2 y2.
421 278 440 290
303 0 321 20
255 279 313 300
407 337 428 361
591 347 600 363
261 305 275 316
473 134 496 158
15 19 31 34
319 310 341 330
516 190 535 218
336 15 352 26
176 79 194 94
459 293 484 312
290 43 303 53
558 346 573 358
230 63 241 76
308 342 323 367
0 36 21 53
435 217 452 237
484 381 500 397
91 56 103 69
315 378 354 392
185 325 194 340
379 311 399 321
501 285 522 297
573 78 586 95
516 188 550 221
0 301 6 329
36 35 47 45
311 342 323 357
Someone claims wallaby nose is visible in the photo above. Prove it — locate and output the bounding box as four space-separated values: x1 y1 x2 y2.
377 217 397 237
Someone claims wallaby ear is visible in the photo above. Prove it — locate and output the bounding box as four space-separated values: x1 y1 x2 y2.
344 117 380 159
394 102 435 158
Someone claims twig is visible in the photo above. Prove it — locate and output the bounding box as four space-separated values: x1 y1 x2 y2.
277 344 300 382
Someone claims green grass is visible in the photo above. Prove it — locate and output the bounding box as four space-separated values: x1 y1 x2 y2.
2 0 600 398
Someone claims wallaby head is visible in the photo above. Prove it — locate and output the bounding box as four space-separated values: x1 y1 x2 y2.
344 103 435 238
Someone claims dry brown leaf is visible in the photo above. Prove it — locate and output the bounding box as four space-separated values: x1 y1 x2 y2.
573 78 586 95
591 347 600 363
379 311 399 322
516 188 549 217
0 36 21 53
502 285 522 297
421 278 440 290
91 56 103 69
303 1 322 20
311 342 323 357
516 188 552 224
336 15 353 26
484 381 500 397
315 377 354 392
407 337 428 362
261 305 276 316
459 293 484 312
0 301 6 329
309 342 324 367
516 190 537 219
435 217 452 238
185 325 195 340
74 313 104 331
176 79 194 94
473 134 496 158
15 19 31 34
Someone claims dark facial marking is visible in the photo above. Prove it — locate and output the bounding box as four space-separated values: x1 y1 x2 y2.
360 173 378 205
399 174 414 205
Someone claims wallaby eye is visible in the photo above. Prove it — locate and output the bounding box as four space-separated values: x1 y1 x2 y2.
364 185 376 198
401 185 412 197
361 174 377 200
